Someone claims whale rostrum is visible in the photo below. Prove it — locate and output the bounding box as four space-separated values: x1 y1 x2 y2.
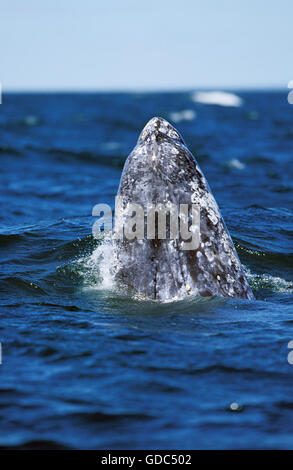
112 117 254 301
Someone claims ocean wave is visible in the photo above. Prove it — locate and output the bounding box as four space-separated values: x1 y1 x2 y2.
1 277 48 295
192 91 243 107
0 233 23 246
0 439 69 450
144 363 284 378
0 145 20 155
245 268 293 294
0 141 126 168
46 148 126 168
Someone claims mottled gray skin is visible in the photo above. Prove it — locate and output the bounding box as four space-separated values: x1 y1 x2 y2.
113 117 254 301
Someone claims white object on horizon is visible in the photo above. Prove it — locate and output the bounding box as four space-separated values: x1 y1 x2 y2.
192 91 243 107
169 109 196 123
287 80 293 88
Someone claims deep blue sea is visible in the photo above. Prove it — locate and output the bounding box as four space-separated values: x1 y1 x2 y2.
0 91 293 449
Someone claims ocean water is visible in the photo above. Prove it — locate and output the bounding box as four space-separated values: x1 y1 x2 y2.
0 91 292 449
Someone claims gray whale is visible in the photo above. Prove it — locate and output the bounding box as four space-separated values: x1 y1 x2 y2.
113 117 254 301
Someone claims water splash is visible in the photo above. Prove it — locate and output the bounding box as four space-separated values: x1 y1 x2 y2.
75 233 116 291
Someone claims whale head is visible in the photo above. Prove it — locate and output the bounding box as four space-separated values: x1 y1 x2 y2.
138 117 185 145
113 117 254 301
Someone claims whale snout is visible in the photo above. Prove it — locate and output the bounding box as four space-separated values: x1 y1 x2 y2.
138 116 185 144
114 118 255 301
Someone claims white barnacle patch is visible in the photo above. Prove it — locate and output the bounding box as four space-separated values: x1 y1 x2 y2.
228 286 235 296
223 239 230 252
234 262 240 272
205 192 218 210
191 191 200 204
140 130 147 140
208 209 218 225
205 248 214 263
220 251 228 266
168 129 179 139
227 274 235 283
197 255 206 270
152 152 156 161
220 251 233 267
190 180 198 192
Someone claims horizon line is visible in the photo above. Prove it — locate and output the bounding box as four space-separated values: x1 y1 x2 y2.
2 85 287 94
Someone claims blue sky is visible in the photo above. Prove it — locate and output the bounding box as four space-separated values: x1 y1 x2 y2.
1 0 291 90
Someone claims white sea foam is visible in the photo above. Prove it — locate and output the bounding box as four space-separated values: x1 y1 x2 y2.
169 109 196 123
192 91 243 107
245 268 293 294
226 158 246 170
